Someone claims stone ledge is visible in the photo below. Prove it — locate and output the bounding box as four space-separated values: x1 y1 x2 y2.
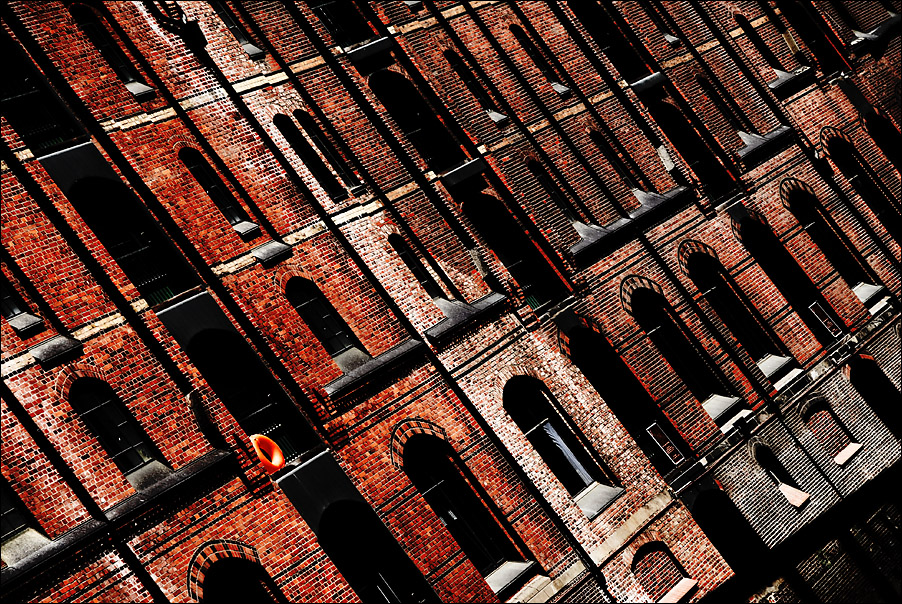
323 339 426 399
425 292 507 347
28 335 83 368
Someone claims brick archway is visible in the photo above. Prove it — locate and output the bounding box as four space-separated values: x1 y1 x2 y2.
187 540 261 602
54 363 108 401
619 275 664 316
390 418 448 469
677 239 718 275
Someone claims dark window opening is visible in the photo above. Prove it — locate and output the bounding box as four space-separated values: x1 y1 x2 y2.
632 542 689 602
525 159 584 225
822 130 902 242
202 558 288 604
695 75 757 135
274 114 346 200
736 13 785 70
846 355 902 438
566 0 653 84
69 5 153 97
638 0 683 46
587 129 652 192
1 39 85 155
753 443 799 488
186 329 318 462
293 110 361 189
403 435 522 577
309 0 376 48
319 501 438 604
775 0 850 74
209 0 264 59
368 70 466 173
826 1 862 32
503 376 612 497
0 273 30 320
643 96 735 199
689 489 768 575
686 253 782 362
737 215 846 345
388 235 444 300
286 277 366 360
801 399 855 459
565 325 691 476
631 288 727 402
1 481 34 543
462 193 565 309
442 49 506 122
69 378 159 477
67 177 198 306
179 148 252 227
862 111 902 173
781 181 873 289
508 25 571 95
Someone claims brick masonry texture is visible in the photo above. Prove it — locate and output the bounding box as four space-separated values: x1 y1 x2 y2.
1 1 900 603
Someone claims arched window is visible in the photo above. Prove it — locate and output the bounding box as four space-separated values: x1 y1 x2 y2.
442 49 508 124
845 355 902 438
695 75 756 135
285 277 368 372
0 272 30 322
462 193 565 310
69 4 153 99
566 0 652 85
564 325 691 477
318 501 437 603
309 0 376 49
643 96 736 200
632 542 695 603
388 235 444 300
67 177 198 307
800 397 860 464
752 442 809 507
630 288 729 403
1 38 84 155
403 435 523 580
735 213 845 345
509 25 571 96
503 376 622 517
201 558 287 603
587 129 652 192
68 377 161 482
274 114 345 200
209 0 264 59
525 158 587 226
775 0 850 74
821 128 902 242
368 70 466 173
185 329 318 462
179 148 253 229
293 110 361 190
862 111 902 173
780 179 879 304
684 251 787 369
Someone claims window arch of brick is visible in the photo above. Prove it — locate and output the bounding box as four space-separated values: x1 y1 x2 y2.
187 540 262 602
775 0 850 75
631 541 691 602
284 276 367 365
389 418 448 470
734 12 785 71
68 3 153 99
273 113 346 200
179 147 252 228
293 110 361 190
54 362 108 402
779 177 874 290
820 126 902 242
508 24 570 95
861 111 902 172
387 234 444 300
844 354 902 438
309 0 376 49
798 394 859 463
565 0 652 85
750 441 799 489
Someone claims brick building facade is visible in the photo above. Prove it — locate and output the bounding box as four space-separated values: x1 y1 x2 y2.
1 1 899 602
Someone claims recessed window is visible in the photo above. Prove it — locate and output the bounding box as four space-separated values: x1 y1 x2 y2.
368 70 466 173
695 75 757 135
525 158 586 226
632 542 695 603
274 113 347 200
0 270 44 337
69 4 154 99
442 49 509 125
309 0 376 49
503 376 623 517
1 479 50 567
509 24 571 97
403 435 525 582
735 13 785 71
69 378 161 480
285 277 369 372
179 147 257 235
566 1 652 84
293 110 362 191
208 0 265 59
753 442 809 507
801 397 860 464
587 129 652 192
201 557 287 603
1 38 84 155
775 0 850 74
67 177 198 307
